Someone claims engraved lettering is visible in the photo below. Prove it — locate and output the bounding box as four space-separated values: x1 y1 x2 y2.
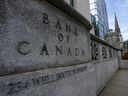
7 83 15 95
40 43 49 55
7 82 22 95
17 41 31 55
71 69 77 74
14 82 22 93
64 70 72 77
32 78 40 86
41 75 49 83
57 72 65 79
65 24 71 32
42 75 50 84
75 48 79 56
5 66 88 95
74 28 79 36
82 49 86 56
77 68 83 73
67 47 72 56
67 35 70 43
55 19 62 30
50 74 58 81
58 33 64 41
43 13 49 24
23 81 30 89
55 46 62 55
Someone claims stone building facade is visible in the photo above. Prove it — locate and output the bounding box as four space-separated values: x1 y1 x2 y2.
64 0 91 22
0 0 123 96
105 14 123 49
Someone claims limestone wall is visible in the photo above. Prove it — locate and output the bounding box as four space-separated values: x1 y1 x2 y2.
90 34 119 95
64 0 91 22
0 0 96 96
0 0 120 96
0 0 92 76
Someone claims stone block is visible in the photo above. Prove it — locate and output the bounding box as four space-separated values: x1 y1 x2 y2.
0 63 96 96
95 59 118 94
0 0 91 76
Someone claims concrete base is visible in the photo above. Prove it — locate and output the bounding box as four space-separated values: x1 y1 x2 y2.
120 60 128 68
95 59 119 95
0 63 96 96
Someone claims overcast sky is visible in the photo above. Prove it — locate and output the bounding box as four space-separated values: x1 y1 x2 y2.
105 0 128 41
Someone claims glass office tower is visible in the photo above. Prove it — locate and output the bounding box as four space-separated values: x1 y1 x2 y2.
90 0 109 39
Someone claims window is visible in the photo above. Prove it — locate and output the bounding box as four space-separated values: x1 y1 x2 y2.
70 0 74 7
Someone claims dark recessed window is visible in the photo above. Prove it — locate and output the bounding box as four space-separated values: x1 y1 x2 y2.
70 0 74 7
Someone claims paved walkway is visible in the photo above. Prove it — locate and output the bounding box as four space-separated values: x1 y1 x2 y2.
99 69 128 96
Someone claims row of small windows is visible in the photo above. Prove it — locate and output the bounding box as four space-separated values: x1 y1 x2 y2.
91 16 109 39
91 9 107 19
90 2 106 12
91 9 108 19
90 0 108 25
90 0 107 9
91 14 108 28
95 21 109 31
91 9 108 22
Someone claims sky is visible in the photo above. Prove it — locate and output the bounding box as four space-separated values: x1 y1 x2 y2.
105 0 128 41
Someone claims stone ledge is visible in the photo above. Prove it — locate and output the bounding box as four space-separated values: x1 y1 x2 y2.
90 33 120 51
0 63 96 96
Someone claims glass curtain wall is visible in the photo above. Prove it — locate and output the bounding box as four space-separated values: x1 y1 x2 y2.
90 0 109 39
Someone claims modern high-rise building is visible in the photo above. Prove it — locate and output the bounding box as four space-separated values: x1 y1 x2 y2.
89 0 109 39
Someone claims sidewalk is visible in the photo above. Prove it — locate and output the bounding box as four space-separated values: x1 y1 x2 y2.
99 69 128 96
